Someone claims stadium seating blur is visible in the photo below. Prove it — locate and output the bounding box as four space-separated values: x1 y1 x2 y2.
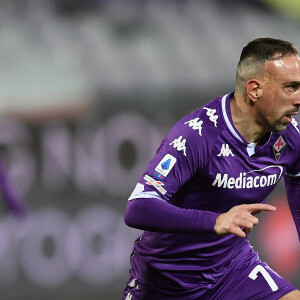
0 1 299 299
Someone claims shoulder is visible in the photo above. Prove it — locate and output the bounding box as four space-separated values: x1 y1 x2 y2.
283 117 300 144
168 95 224 148
160 96 225 171
290 117 300 134
282 117 300 175
282 117 300 160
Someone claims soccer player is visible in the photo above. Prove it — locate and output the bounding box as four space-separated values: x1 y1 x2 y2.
123 38 300 299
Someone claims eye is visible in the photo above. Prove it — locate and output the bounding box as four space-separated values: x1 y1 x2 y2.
286 87 294 92
285 85 299 93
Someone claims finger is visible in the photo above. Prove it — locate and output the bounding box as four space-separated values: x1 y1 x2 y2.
237 219 254 231
230 226 246 238
251 210 266 216
245 203 276 214
243 214 259 225
251 208 275 216
243 227 252 234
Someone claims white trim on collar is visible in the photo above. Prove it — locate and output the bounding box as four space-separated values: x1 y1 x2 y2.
221 94 243 143
222 94 256 157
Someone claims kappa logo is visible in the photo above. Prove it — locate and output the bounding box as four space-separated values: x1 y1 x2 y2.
129 278 139 289
153 154 177 180
184 118 203 136
170 136 187 156
273 136 286 162
203 107 218 127
144 174 167 195
125 293 132 300
217 144 234 157
291 118 300 134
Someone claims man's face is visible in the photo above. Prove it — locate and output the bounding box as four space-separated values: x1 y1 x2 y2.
258 55 300 132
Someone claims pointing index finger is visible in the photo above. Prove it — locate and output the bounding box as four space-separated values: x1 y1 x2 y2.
245 203 276 214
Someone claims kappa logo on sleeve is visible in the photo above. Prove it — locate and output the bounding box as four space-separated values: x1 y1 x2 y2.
184 118 203 136
153 154 176 180
291 118 300 134
169 136 187 156
203 107 218 127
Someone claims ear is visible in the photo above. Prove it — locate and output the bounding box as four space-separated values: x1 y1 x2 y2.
246 79 263 103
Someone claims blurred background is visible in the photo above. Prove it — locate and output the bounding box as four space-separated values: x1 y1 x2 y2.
0 0 300 299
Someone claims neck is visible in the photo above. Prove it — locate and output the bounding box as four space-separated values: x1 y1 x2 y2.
231 93 270 145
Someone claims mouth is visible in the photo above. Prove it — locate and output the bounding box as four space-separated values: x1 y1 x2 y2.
283 111 298 123
284 115 293 123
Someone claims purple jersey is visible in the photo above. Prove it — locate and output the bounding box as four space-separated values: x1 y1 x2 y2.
126 93 300 290
124 243 296 299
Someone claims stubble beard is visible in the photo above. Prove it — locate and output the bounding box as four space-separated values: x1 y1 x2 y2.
271 117 288 132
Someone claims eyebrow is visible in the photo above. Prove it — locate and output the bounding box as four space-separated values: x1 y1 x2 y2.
282 81 300 86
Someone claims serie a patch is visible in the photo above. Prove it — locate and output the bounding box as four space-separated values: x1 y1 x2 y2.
153 154 176 180
273 136 286 162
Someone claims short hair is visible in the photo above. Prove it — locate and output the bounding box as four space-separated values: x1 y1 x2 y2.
238 37 298 67
236 38 299 87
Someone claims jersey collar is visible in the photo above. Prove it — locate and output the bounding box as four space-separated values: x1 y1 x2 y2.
221 93 244 144
221 93 265 157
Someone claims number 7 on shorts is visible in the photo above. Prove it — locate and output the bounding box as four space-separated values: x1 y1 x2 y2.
248 265 278 292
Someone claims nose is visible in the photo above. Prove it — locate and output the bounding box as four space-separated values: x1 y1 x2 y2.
293 93 300 108
294 100 300 109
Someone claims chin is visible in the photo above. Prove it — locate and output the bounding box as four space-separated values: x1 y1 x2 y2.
270 117 290 132
272 124 287 132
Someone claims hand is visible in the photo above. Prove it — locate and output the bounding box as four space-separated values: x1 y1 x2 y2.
214 203 276 238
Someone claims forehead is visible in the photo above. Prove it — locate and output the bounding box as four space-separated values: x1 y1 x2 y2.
264 55 300 82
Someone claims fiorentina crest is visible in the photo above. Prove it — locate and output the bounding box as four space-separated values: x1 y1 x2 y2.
273 136 286 162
